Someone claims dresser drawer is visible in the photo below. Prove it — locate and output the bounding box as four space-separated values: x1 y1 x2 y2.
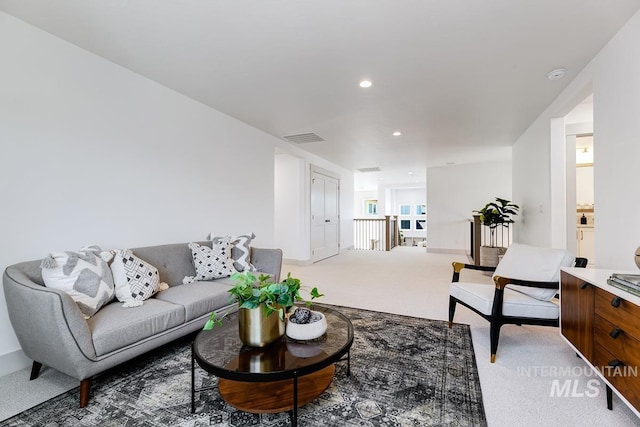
594 342 640 411
594 314 640 369
594 288 640 340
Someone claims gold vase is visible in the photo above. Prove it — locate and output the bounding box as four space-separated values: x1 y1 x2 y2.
238 305 285 347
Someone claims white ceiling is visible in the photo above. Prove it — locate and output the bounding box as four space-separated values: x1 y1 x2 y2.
2 0 639 186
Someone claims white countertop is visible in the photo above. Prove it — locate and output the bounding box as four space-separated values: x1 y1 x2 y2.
562 267 640 306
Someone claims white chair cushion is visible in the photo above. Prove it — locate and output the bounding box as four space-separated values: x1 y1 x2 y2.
450 281 559 319
492 243 575 301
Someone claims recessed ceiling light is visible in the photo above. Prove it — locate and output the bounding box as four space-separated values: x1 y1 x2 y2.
392 131 402 136
547 68 566 80
408 171 413 175
359 80 372 88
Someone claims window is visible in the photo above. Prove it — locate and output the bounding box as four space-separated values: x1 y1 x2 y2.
416 220 426 230
364 200 378 216
400 219 411 230
416 204 426 215
400 205 411 215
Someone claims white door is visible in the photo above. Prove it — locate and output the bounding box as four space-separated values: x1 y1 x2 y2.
311 171 340 262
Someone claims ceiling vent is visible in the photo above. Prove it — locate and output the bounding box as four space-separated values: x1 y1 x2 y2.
356 167 381 173
282 133 325 144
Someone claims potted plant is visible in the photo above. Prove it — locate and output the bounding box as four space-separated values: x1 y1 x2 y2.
474 197 519 266
203 271 323 347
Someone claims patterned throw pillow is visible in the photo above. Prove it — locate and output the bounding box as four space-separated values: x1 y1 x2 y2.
183 240 236 284
209 232 256 272
40 245 115 318
110 249 168 307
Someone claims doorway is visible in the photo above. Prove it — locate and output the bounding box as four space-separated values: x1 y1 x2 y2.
564 93 594 265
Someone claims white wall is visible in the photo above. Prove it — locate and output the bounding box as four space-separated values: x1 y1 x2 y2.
513 9 640 269
273 150 354 262
354 190 378 217
427 161 512 253
274 153 306 258
0 12 281 375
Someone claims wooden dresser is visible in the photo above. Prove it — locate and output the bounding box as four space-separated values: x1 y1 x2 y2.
561 268 640 417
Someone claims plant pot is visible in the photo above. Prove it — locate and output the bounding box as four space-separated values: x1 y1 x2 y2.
479 246 500 267
237 342 286 372
238 305 285 347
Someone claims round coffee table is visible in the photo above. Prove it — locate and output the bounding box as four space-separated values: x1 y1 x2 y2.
191 305 353 426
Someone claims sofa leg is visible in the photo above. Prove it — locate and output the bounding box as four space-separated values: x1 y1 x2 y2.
29 361 42 380
80 378 92 408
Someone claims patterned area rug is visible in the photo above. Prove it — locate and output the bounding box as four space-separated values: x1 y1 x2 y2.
1 306 486 426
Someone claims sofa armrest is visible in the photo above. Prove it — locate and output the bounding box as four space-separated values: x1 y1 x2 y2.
250 247 283 283
3 266 98 378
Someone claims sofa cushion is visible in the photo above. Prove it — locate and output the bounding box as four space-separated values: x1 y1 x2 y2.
87 299 185 356
41 245 115 318
155 281 233 322
110 249 167 307
129 242 199 287
450 281 559 319
209 233 256 272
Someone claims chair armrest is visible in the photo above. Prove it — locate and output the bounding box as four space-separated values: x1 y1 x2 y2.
451 262 496 282
492 275 559 290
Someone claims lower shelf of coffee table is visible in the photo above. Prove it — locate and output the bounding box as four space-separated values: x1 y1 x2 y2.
218 364 335 413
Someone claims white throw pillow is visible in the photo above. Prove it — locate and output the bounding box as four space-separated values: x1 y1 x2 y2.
493 243 575 301
41 245 115 318
110 249 168 307
184 240 236 283
209 232 256 272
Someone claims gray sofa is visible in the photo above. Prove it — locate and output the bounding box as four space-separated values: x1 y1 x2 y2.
2 241 282 407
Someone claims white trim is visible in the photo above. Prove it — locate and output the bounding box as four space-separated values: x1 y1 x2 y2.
0 349 30 377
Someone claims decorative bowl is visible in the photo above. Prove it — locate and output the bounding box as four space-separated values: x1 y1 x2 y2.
286 310 327 340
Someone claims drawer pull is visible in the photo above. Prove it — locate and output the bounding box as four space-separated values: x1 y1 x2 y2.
580 282 590 290
609 328 623 339
608 359 624 368
611 296 622 308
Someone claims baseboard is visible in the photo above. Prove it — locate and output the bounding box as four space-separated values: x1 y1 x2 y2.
282 258 314 266
426 248 467 255
0 349 30 378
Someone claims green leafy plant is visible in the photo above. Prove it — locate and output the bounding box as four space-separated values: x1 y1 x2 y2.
474 197 520 247
203 271 323 330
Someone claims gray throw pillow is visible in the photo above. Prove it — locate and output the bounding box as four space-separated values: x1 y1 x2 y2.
40 245 115 318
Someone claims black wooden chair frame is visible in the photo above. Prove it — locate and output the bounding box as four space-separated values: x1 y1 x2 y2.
448 257 588 363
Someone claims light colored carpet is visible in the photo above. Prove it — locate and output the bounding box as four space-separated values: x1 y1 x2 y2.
282 247 639 427
1 246 638 426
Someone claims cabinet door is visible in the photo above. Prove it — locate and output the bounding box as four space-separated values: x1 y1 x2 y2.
577 228 595 265
560 271 594 360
